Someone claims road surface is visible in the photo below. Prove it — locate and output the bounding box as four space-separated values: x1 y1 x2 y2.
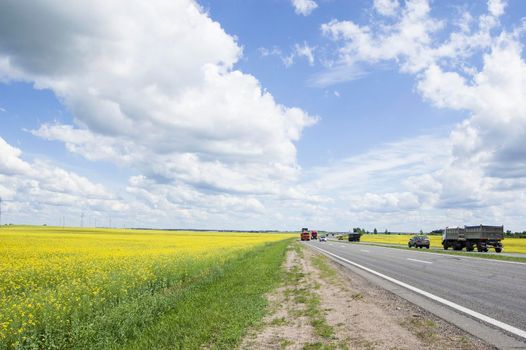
306 240 526 349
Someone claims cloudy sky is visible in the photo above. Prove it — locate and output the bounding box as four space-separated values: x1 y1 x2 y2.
1 0 526 232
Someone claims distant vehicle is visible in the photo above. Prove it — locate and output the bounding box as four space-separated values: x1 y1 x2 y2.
408 235 430 249
348 233 361 242
300 227 310 241
320 236 327 242
442 225 503 253
311 230 318 240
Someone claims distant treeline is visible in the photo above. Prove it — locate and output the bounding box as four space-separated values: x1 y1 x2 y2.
350 228 421 235
505 231 526 238
131 228 282 233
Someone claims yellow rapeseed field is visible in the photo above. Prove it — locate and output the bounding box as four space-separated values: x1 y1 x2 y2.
360 234 526 253
0 226 295 349
500 238 526 254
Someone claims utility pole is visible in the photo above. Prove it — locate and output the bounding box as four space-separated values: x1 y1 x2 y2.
81 212 84 228
62 216 65 228
109 216 112 228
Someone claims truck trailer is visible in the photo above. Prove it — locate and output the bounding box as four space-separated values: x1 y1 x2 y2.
442 225 503 253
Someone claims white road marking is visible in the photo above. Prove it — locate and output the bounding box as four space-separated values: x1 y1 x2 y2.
340 245 346 248
310 245 526 340
407 258 432 264
360 249 370 253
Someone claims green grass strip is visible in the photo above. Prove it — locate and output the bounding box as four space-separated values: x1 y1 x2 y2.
119 239 292 350
286 244 334 345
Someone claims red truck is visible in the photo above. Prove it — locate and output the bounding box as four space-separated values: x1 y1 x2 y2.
300 227 311 241
311 230 318 240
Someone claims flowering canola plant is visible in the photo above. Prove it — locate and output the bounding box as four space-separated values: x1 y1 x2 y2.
0 226 295 349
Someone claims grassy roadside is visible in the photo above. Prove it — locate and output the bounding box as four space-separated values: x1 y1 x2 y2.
119 239 293 350
342 241 526 263
288 244 342 350
288 258 332 338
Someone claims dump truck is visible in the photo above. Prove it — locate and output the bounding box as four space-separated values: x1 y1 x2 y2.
442 225 504 252
348 233 361 242
301 227 311 241
311 230 318 240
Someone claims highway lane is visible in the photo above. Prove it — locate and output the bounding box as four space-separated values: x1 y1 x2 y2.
306 240 526 340
350 241 526 258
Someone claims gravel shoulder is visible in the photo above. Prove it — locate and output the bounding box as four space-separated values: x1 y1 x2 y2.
239 242 495 350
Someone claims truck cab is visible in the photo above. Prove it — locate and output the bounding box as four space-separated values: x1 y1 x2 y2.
300 228 311 241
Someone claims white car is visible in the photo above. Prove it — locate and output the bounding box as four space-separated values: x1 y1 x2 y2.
320 236 327 242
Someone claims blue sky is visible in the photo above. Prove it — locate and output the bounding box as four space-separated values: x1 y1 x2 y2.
204 0 470 164
1 0 526 231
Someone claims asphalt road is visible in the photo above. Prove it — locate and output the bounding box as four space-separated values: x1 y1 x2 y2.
306 240 526 347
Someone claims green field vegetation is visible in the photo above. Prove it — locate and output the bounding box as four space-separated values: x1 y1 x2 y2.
360 234 526 253
0 226 294 349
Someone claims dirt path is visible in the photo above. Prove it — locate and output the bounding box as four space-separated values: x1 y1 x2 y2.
238 243 495 350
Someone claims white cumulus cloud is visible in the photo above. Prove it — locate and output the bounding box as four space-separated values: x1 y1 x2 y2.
294 42 315 66
0 0 317 224
0 137 32 175
291 0 318 16
317 0 526 230
373 0 400 17
0 136 127 224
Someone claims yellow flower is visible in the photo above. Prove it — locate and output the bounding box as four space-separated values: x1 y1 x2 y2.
0 226 295 345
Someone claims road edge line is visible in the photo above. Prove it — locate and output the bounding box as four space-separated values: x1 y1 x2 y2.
310 245 526 340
